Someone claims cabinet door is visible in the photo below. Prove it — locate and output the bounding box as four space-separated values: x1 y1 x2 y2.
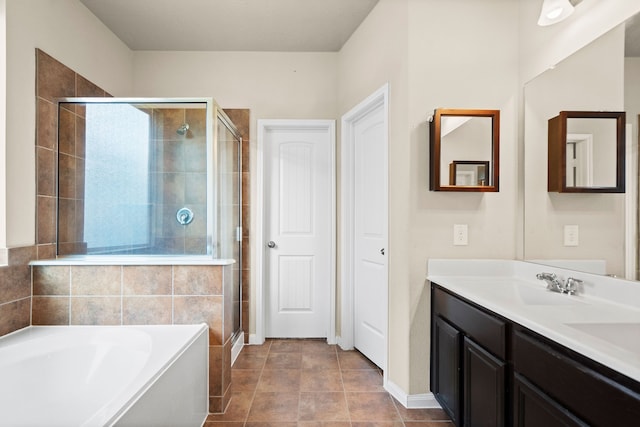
463 337 505 427
513 374 588 427
433 316 461 424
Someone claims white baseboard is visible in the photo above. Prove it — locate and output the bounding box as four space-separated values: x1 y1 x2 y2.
384 380 442 409
231 333 245 366
248 333 264 345
335 335 353 351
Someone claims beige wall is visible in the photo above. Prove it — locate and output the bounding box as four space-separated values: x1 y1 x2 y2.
3 0 133 248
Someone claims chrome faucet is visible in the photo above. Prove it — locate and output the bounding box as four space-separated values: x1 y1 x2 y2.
536 272 565 293
563 277 583 295
536 272 582 295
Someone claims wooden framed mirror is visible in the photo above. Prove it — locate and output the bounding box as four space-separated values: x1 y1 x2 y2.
429 108 500 192
547 111 625 193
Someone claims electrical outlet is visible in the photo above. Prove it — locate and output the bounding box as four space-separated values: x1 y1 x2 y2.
453 224 468 246
564 225 579 246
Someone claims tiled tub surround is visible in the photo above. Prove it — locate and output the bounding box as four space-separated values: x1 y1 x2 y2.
30 258 237 413
427 259 640 382
0 324 208 426
0 246 37 336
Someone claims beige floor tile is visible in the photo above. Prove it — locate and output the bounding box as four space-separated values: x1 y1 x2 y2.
264 352 303 369
299 392 350 422
257 369 301 392
302 352 340 370
231 369 261 392
246 392 299 422
269 339 303 353
338 350 379 370
346 392 402 422
341 369 384 392
300 369 344 391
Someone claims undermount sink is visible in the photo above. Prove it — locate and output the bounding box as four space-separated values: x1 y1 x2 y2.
564 322 640 354
516 285 585 306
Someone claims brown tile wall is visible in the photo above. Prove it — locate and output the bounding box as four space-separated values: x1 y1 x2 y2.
32 263 234 412
151 107 208 254
0 247 37 336
36 48 109 257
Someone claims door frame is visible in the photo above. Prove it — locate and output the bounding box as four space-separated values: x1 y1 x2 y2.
339 84 389 372
254 119 336 345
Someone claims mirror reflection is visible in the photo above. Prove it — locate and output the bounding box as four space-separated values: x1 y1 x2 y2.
547 111 625 192
449 161 489 186
566 117 618 187
429 109 499 192
524 14 638 279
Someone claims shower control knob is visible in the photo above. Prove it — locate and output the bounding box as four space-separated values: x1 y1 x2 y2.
267 241 277 249
176 207 194 225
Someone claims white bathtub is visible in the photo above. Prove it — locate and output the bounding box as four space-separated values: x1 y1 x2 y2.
0 324 208 427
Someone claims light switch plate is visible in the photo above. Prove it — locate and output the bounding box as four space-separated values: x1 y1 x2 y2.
564 225 579 246
453 224 468 246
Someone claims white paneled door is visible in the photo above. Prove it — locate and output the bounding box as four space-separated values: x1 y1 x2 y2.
353 101 388 369
263 121 334 338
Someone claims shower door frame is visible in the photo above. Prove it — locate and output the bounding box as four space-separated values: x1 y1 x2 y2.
213 105 244 341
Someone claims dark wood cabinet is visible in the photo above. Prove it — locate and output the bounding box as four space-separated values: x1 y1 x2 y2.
513 374 588 427
432 316 462 424
430 282 640 427
431 285 507 426
512 327 640 426
463 337 506 427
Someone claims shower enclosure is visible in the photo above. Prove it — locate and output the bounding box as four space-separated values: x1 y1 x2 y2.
55 98 243 336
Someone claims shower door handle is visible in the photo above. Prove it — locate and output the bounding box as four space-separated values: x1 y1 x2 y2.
267 241 277 249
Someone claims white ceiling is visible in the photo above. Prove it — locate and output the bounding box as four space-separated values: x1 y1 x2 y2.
80 0 379 52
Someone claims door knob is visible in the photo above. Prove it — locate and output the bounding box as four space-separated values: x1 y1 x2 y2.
267 241 277 248
380 248 385 255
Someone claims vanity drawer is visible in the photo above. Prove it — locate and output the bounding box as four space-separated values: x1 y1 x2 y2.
513 328 640 426
432 285 507 359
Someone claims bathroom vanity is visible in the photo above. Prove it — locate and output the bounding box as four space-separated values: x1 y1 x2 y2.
428 260 640 426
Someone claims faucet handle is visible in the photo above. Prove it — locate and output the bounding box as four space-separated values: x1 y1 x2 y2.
564 277 583 295
536 272 556 280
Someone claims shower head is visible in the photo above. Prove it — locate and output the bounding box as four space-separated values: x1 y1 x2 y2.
177 123 189 135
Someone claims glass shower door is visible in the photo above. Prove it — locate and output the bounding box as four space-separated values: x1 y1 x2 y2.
216 111 243 338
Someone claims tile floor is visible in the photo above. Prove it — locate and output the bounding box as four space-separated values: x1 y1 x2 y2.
205 338 453 427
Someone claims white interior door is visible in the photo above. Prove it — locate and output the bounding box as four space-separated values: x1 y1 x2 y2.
263 121 334 338
353 100 388 369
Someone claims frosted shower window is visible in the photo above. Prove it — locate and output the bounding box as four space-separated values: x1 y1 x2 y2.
56 99 213 256
84 104 151 252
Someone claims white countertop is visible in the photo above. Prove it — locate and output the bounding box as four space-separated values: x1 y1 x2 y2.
428 259 640 383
